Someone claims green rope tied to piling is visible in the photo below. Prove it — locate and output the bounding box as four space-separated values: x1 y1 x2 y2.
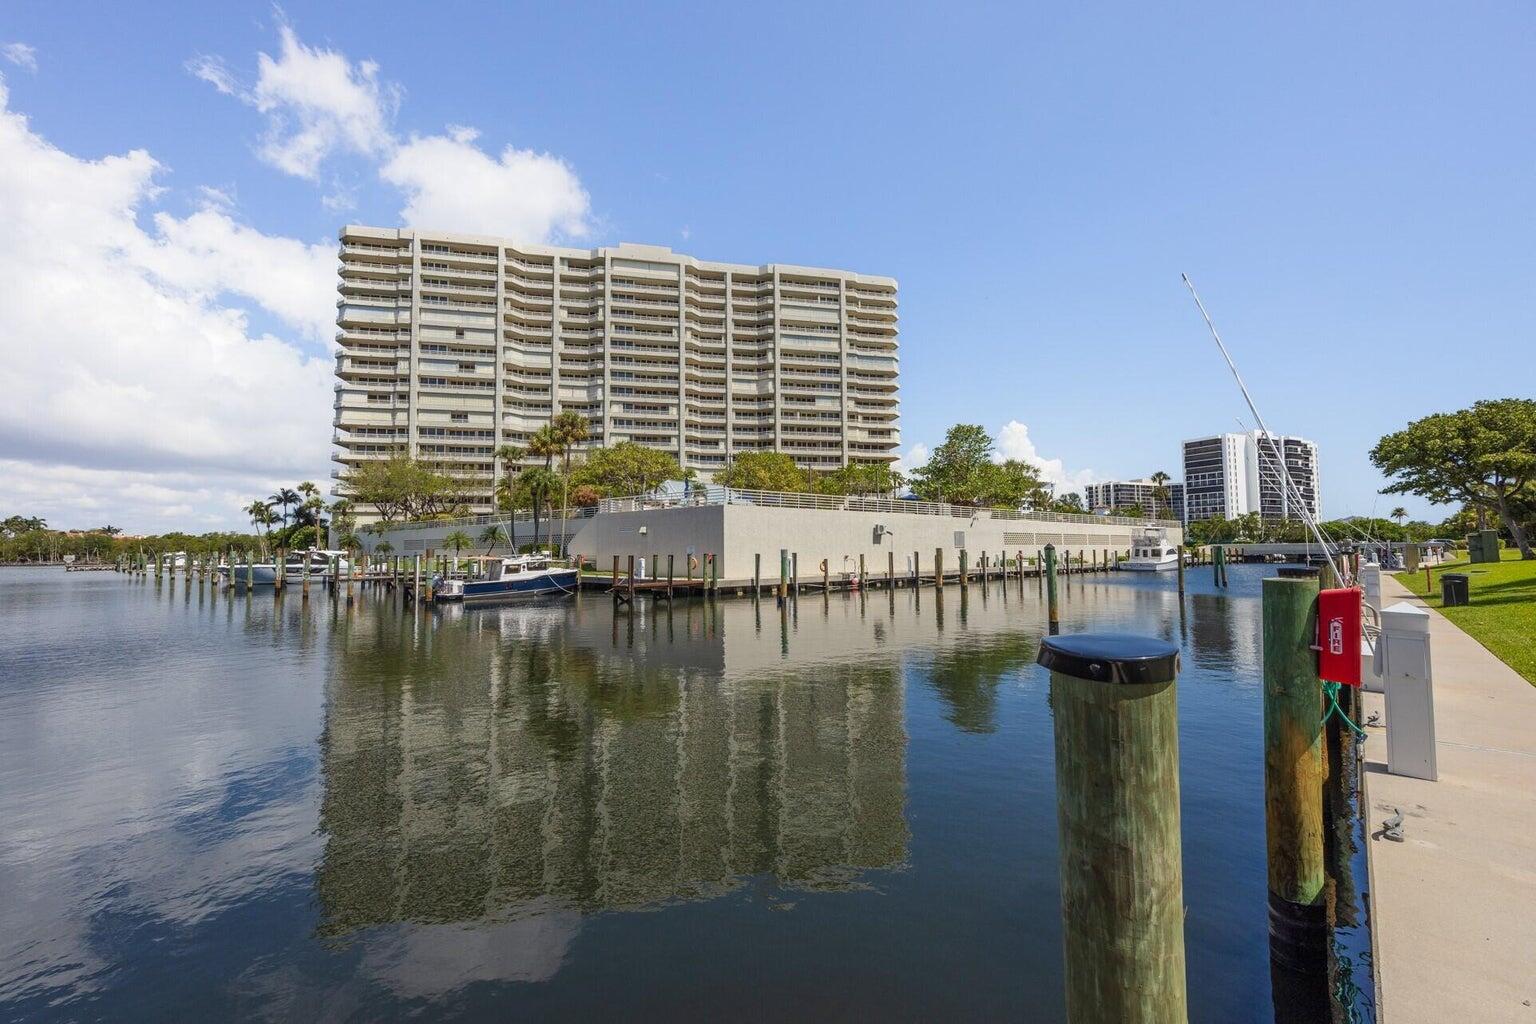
1322 681 1368 738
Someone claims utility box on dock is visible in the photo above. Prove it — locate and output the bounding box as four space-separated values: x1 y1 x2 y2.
1382 601 1437 781
1466 530 1501 563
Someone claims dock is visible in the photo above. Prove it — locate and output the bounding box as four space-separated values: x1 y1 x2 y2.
1361 574 1536 1022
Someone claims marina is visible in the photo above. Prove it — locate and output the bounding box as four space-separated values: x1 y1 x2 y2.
0 561 1373 1021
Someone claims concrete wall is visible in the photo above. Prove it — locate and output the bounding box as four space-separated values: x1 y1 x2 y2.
566 506 725 578
568 505 1181 583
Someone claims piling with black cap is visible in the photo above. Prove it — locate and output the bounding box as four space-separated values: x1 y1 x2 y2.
1039 633 1187 1023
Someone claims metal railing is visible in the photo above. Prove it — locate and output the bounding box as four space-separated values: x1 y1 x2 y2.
595 486 1179 527
371 486 1178 535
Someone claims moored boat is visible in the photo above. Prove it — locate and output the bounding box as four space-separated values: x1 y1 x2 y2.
433 555 579 602
1123 528 1180 572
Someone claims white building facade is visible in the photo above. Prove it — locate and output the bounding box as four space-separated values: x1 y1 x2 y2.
1181 431 1319 522
332 227 899 518
1083 479 1186 522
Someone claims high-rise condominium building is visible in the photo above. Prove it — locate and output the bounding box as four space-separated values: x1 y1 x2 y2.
331 227 900 517
1181 431 1320 522
1083 479 1186 522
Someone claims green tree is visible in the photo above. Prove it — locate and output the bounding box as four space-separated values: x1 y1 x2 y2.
910 424 993 504
246 500 276 539
1371 398 1536 559
344 454 471 524
550 412 591 549
442 529 473 567
1149 470 1172 519
1052 492 1084 514
1113 504 1145 518
511 467 561 553
983 459 1050 509
1189 514 1238 545
570 442 682 497
374 540 394 557
268 487 300 529
478 523 507 555
718 451 810 492
1390 506 1408 530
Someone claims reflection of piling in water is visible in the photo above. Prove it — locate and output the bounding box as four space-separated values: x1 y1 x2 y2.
1040 633 1187 1023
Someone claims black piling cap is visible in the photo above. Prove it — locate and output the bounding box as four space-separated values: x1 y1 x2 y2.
1037 633 1181 684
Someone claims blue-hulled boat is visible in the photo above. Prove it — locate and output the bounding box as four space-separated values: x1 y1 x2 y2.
433 555 579 602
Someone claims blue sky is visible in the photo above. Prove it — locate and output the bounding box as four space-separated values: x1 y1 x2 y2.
1 2 1531 531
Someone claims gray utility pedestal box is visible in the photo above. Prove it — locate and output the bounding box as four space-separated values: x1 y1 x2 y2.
1466 529 1501 563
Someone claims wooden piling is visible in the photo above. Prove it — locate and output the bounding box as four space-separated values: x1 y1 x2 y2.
1044 544 1059 634
935 548 944 590
753 552 761 594
1039 634 1188 1023
959 548 968 586
779 550 789 601
1176 545 1186 598
791 552 799 594
1262 575 1327 972
627 555 635 603
669 554 676 598
888 550 895 588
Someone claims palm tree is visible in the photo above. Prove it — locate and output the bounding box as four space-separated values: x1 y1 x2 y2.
442 529 473 572
478 523 507 555
1391 506 1407 528
246 500 276 540
1149 470 1171 519
514 466 560 554
268 488 300 529
551 412 590 553
374 540 394 557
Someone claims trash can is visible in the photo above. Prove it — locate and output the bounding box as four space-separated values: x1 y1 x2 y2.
1441 573 1470 607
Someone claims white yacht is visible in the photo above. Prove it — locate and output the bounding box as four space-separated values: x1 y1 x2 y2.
216 549 352 585
1123 528 1181 572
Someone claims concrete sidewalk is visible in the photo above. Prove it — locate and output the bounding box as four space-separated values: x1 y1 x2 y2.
1361 574 1536 1023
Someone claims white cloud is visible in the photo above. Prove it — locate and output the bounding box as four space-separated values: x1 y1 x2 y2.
994 420 1099 494
139 202 338 343
0 79 335 532
186 53 238 95
2 42 38 72
381 129 590 240
192 23 593 241
892 442 929 478
191 23 398 180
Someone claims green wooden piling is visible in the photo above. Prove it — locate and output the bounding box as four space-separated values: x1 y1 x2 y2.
1040 634 1188 1023
1262 576 1327 972
1044 543 1059 634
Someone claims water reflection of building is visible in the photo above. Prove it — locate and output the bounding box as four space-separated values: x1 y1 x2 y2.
315 603 908 939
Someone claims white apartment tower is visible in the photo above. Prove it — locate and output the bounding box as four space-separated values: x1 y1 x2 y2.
331 227 900 516
1181 431 1320 522
1083 479 1186 522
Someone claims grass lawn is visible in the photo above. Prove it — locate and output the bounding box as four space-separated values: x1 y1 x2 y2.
1390 548 1536 687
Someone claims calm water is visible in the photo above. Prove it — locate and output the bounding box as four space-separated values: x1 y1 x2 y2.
0 564 1364 1021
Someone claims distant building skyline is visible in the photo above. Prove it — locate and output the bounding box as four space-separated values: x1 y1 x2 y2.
1084 478 1185 522
1181 431 1320 523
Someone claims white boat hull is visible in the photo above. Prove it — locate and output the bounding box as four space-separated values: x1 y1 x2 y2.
1121 560 1179 572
